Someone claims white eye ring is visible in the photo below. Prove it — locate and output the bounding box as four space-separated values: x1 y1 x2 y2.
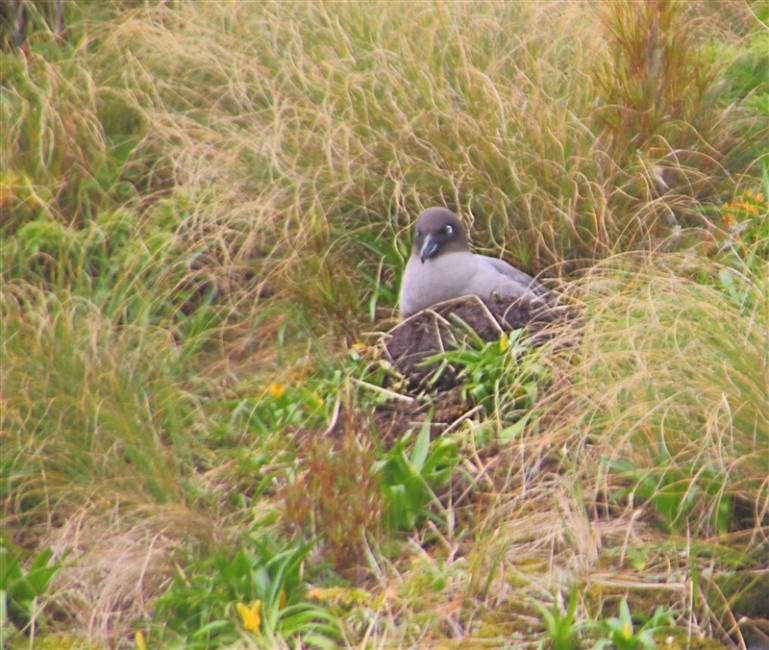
444 224 453 235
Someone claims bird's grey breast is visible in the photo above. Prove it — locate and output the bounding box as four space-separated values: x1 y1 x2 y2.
399 251 478 317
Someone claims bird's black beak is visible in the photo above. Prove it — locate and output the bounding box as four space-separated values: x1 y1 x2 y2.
419 234 439 263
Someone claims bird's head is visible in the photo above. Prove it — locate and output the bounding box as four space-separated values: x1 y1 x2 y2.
412 208 468 263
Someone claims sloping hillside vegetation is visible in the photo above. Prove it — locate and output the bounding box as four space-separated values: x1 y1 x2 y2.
1 1 767 648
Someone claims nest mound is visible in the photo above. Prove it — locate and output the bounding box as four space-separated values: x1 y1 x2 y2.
383 295 569 389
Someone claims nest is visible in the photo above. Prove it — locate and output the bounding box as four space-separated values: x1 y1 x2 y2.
383 294 570 389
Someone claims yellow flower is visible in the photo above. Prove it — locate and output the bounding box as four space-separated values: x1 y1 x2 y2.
135 630 148 650
622 620 633 639
722 212 735 228
755 192 765 203
735 201 758 215
236 600 261 633
499 333 510 352
349 342 368 360
268 382 286 399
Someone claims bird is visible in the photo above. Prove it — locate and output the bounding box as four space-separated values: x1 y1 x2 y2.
398 207 553 318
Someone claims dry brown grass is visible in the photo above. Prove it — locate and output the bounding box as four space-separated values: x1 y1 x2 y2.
86 0 758 334
474 253 769 646
43 506 212 644
2 0 767 646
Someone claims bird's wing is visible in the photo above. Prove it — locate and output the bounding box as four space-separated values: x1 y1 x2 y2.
477 255 551 298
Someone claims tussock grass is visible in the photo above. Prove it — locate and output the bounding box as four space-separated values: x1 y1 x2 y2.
69 0 761 329
2 0 768 646
0 283 232 644
1 17 147 231
4 1 764 341
477 254 769 644
555 254 768 532
1 283 207 514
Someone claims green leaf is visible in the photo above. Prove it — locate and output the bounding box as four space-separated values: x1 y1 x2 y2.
499 414 529 442
410 419 432 473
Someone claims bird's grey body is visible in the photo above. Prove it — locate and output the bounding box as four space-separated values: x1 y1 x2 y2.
399 208 551 318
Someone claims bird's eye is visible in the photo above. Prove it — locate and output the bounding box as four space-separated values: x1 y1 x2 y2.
443 224 454 236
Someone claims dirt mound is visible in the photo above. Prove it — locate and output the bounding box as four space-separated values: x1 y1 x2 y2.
383 295 569 389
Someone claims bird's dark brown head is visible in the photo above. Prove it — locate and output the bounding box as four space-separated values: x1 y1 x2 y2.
412 207 468 263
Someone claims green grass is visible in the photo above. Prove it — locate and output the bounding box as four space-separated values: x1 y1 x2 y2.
2 0 768 647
